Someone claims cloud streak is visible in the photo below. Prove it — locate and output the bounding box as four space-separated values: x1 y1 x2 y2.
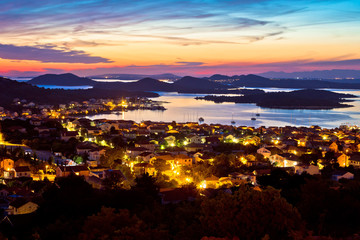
0 43 112 63
3 57 360 77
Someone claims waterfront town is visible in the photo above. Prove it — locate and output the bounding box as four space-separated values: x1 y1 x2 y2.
2 95 360 238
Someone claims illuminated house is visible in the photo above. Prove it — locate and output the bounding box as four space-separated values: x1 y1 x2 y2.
257 147 271 158
56 166 90 178
337 153 350 167
133 163 155 176
0 159 14 171
7 198 39 215
348 153 360 168
14 166 31 178
269 153 298 167
294 165 320 175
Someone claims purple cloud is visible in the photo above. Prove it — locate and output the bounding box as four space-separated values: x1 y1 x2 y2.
0 43 112 63
176 62 205 66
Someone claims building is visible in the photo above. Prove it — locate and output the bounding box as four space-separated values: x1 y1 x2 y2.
56 165 90 178
7 198 39 215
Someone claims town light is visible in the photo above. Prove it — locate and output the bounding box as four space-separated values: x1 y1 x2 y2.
199 181 207 189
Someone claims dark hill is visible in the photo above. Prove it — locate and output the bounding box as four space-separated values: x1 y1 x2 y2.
88 73 181 81
207 74 231 80
94 78 176 91
0 77 158 110
94 76 228 93
197 89 356 110
28 73 96 86
173 76 227 91
232 74 360 89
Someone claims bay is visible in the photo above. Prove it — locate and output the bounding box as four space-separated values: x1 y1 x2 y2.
87 90 360 128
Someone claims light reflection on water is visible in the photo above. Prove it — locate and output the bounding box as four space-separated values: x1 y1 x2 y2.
8 77 360 128
88 90 360 128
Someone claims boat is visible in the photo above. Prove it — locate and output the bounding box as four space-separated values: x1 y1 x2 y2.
256 113 260 117
198 117 204 124
251 117 256 121
231 120 236 125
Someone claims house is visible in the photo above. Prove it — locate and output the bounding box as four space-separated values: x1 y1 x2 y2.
184 143 205 152
294 165 320 175
133 163 155 176
186 135 204 144
88 148 106 162
56 165 90 178
0 159 14 171
331 171 354 181
337 153 350 167
204 175 220 188
14 166 31 178
76 142 100 155
87 127 102 136
257 147 271 158
347 153 360 168
137 152 155 163
147 125 167 134
269 153 298 167
126 147 149 158
329 142 339 153
60 130 79 142
173 154 193 167
135 141 156 152
164 135 176 146
7 198 39 215
123 131 137 139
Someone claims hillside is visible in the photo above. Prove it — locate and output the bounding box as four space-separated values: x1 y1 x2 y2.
94 76 228 93
0 77 158 110
88 73 181 81
173 76 227 91
28 73 97 86
232 75 360 89
94 78 177 91
259 69 360 79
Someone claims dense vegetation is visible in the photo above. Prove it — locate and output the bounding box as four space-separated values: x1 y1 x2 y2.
2 172 360 239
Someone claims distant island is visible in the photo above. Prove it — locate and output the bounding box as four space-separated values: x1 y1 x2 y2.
88 73 181 81
28 73 97 86
26 72 360 91
259 69 360 80
196 89 356 109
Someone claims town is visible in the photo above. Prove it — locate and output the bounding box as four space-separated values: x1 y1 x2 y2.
1 109 360 230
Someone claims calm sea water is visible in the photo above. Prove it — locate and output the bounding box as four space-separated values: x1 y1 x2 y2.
10 78 360 128
87 90 360 128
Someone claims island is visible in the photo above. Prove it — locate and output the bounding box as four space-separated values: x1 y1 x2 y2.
195 89 357 109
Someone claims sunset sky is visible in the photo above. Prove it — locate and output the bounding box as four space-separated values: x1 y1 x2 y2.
1 0 360 77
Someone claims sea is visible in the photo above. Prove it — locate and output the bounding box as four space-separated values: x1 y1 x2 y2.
11 78 360 128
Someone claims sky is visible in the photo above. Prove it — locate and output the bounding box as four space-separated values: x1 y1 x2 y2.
0 0 360 77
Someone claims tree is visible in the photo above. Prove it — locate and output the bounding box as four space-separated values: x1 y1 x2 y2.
100 148 124 168
133 173 159 200
79 207 169 240
102 171 125 190
153 158 171 173
200 185 304 239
